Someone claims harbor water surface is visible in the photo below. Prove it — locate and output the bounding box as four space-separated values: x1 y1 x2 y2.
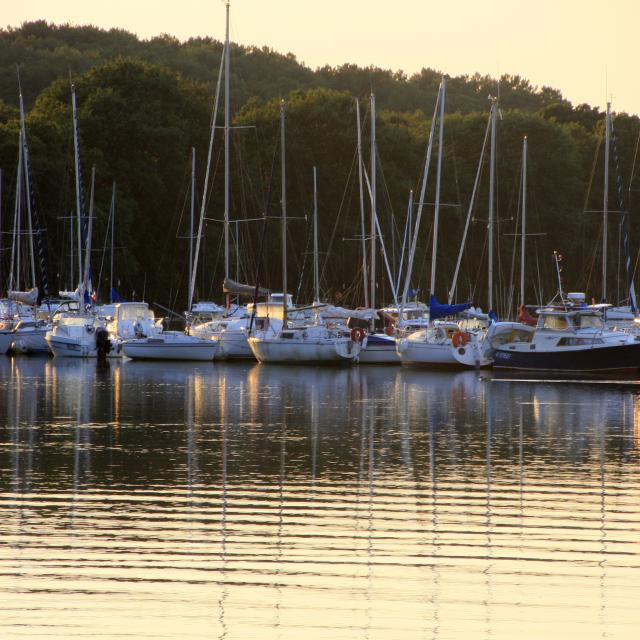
1 357 639 639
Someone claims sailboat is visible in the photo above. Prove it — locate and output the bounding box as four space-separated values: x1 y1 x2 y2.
45 86 115 358
185 1 257 359
2 88 53 355
353 94 402 364
395 78 489 367
451 134 536 367
590 102 638 324
248 101 363 364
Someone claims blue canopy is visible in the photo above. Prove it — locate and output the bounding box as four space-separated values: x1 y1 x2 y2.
429 294 471 321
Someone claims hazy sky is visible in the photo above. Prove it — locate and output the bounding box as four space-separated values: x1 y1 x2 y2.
5 1 640 115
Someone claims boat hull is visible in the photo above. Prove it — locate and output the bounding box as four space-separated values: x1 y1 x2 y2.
359 334 400 364
216 330 254 360
248 337 359 364
450 341 492 368
397 339 461 367
46 335 98 358
493 342 640 373
11 329 50 355
0 331 15 355
122 337 218 361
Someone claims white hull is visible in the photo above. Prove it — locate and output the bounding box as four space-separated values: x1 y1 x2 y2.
450 341 492 368
248 337 360 364
216 330 253 359
359 336 400 364
46 335 99 358
11 329 49 355
397 339 459 366
0 331 15 355
122 334 218 361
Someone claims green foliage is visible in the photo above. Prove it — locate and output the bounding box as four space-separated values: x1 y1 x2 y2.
1 21 639 313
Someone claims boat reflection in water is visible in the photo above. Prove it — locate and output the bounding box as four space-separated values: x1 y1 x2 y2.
0 358 639 639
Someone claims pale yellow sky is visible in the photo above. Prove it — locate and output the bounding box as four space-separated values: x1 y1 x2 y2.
5 1 640 115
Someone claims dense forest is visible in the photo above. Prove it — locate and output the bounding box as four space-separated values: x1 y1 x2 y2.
0 20 639 318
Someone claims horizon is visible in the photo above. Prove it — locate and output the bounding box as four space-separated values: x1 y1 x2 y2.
3 1 639 117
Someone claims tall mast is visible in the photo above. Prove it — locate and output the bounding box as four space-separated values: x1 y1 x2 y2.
82 165 95 298
602 102 611 302
109 181 116 302
355 99 369 308
399 84 441 318
18 90 36 290
71 85 83 290
10 130 23 291
280 100 287 328
488 96 497 311
189 148 195 309
188 36 225 312
313 166 319 304
520 136 527 307
429 77 446 298
370 93 376 315
224 0 231 307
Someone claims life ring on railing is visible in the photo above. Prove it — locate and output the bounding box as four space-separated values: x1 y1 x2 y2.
451 330 469 348
350 327 366 343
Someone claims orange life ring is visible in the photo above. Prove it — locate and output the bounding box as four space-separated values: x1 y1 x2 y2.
350 327 366 343
451 331 469 348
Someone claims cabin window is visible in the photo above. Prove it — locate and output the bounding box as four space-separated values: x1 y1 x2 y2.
577 315 603 329
557 337 604 346
541 315 569 331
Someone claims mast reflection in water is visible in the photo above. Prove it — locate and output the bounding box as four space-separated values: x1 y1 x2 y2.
0 358 639 639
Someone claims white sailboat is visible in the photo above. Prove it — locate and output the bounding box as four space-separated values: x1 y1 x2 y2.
353 94 401 364
248 102 363 364
185 2 255 359
121 331 219 361
396 78 485 367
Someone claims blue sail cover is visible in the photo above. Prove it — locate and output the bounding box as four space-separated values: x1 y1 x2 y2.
429 295 472 321
110 287 125 303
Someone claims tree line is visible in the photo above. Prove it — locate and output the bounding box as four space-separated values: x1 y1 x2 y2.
0 21 638 317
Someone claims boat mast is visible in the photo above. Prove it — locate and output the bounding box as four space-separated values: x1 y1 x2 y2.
488 96 498 311
399 82 441 318
71 85 84 292
224 0 231 308
370 93 376 319
82 166 95 299
280 99 288 328
313 166 319 304
9 129 23 291
109 181 116 303
355 99 369 308
429 76 446 299
448 111 492 304
18 90 36 291
188 37 225 312
188 148 195 309
602 102 611 302
520 136 527 307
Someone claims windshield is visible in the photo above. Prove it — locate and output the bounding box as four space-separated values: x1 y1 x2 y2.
578 314 603 329
540 315 570 331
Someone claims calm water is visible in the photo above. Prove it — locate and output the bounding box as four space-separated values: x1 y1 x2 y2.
0 357 639 639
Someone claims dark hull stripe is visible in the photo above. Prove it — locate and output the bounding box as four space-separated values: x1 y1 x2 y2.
494 343 640 372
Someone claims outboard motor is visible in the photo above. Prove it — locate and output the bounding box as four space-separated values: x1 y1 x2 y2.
95 328 112 361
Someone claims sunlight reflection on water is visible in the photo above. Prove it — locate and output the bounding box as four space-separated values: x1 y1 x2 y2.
0 357 639 639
